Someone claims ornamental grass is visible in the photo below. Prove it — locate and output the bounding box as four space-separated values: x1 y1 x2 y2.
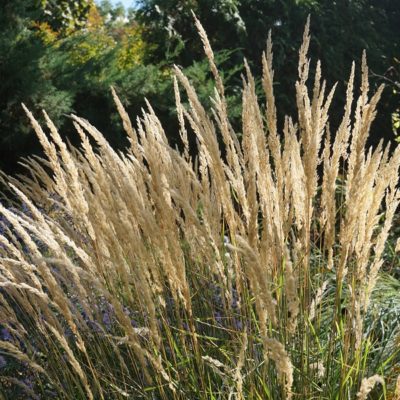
1 17 400 399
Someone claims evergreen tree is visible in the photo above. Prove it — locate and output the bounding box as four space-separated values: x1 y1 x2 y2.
0 1 74 173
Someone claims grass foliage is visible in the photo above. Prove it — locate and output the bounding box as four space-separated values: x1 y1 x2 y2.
1 18 400 399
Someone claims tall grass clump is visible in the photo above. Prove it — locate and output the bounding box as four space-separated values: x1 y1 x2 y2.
1 17 400 399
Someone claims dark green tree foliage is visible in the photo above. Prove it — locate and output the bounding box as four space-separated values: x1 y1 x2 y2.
0 1 160 173
43 34 174 151
137 0 246 65
0 1 74 173
0 0 240 173
0 0 399 174
0 2 99 173
305 0 400 147
137 0 400 148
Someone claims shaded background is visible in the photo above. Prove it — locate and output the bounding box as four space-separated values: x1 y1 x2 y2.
0 0 399 174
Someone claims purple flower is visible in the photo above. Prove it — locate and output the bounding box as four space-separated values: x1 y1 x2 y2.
131 318 138 328
214 311 223 325
102 311 112 328
0 355 7 368
233 318 243 330
182 322 189 331
1 327 12 341
23 377 34 390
